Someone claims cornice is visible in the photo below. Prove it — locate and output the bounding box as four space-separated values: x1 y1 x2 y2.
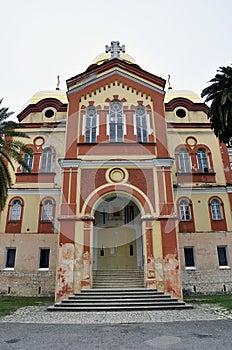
165 97 209 113
67 58 166 90
67 69 165 96
17 98 68 122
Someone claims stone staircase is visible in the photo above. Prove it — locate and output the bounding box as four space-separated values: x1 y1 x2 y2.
47 288 191 311
93 269 144 289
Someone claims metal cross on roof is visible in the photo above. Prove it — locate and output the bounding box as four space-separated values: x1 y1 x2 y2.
105 41 125 59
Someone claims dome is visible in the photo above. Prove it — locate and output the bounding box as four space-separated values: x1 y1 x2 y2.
165 90 203 103
30 90 67 104
92 51 137 65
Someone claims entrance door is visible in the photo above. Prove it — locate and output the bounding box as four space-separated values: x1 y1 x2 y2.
97 227 137 269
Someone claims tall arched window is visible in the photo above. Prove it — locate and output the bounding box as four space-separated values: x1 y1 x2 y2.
177 197 195 233
197 149 209 173
210 198 223 220
85 106 97 143
109 101 123 142
179 199 191 221
178 149 191 173
41 199 54 222
22 151 33 173
136 105 148 142
10 199 22 221
41 148 52 172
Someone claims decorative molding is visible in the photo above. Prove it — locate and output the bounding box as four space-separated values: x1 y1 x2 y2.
58 159 81 168
174 186 228 195
68 69 165 96
153 158 174 167
8 189 60 195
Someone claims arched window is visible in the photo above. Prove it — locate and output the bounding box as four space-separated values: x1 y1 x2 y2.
178 149 191 173
41 199 54 222
10 199 22 222
179 199 191 221
197 149 209 173
22 151 33 173
41 148 52 172
210 198 223 220
136 105 148 142
85 106 97 143
109 101 123 142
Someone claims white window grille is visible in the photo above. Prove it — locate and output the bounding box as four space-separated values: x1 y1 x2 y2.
136 105 148 142
41 148 52 172
178 149 191 172
210 198 223 220
197 149 209 173
10 199 22 221
41 199 53 222
109 102 124 142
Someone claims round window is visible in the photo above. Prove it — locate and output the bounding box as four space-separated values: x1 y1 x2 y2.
44 109 55 118
175 108 187 118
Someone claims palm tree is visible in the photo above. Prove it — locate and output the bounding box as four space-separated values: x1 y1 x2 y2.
0 98 32 211
201 65 232 144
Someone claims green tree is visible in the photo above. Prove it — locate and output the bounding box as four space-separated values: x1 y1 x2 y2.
0 99 32 211
201 65 232 144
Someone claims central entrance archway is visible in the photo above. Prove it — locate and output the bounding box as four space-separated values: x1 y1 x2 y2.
92 194 143 270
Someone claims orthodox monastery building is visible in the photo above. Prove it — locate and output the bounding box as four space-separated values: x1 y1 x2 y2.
0 42 232 301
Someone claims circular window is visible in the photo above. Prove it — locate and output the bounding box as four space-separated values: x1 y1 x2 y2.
44 109 55 118
106 167 128 184
175 108 187 118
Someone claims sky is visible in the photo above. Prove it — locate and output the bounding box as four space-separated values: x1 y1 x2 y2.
1 0 231 120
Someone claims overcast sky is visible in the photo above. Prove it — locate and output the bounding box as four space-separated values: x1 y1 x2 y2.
1 0 231 119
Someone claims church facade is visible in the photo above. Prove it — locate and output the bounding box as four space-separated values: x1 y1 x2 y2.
1 42 232 301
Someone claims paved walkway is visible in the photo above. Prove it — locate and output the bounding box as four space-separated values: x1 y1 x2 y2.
1 304 231 324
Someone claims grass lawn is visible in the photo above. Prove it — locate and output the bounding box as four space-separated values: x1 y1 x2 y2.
0 296 54 318
184 294 232 311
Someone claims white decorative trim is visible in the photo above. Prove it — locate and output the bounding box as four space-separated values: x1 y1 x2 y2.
174 186 227 195
58 159 81 168
123 114 127 135
153 158 174 167
76 159 156 168
219 266 231 270
8 189 60 195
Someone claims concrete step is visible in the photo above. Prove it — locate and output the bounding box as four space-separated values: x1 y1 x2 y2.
78 288 160 295
93 269 144 289
47 287 192 312
47 304 192 312
61 297 178 303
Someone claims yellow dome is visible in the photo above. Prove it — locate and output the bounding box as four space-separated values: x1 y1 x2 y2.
92 52 137 65
165 90 202 103
30 90 68 104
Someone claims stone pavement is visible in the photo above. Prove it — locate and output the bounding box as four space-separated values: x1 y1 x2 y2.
0 304 232 324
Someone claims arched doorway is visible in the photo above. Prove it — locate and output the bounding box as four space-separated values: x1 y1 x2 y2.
92 194 143 270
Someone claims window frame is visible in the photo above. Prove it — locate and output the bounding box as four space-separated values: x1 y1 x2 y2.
210 198 223 221
217 246 229 267
39 248 50 270
85 106 97 143
197 148 209 173
184 247 195 269
109 101 124 142
22 151 34 173
4 247 16 269
41 199 54 223
40 148 52 173
179 199 191 221
9 199 22 222
178 149 191 173
135 105 148 143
